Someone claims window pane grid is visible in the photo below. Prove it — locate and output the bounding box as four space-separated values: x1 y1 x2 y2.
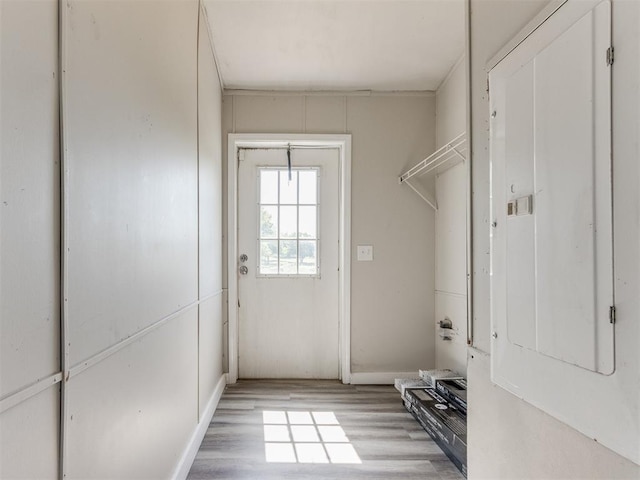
258 168 319 277
263 411 361 464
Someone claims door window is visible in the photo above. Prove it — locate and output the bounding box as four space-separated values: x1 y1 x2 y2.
258 168 319 277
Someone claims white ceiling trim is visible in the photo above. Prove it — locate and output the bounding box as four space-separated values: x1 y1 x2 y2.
199 1 225 91
222 89 436 97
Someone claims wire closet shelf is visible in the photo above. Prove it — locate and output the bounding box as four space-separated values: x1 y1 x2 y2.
399 132 467 184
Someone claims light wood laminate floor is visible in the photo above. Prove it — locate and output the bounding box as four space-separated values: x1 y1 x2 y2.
187 380 464 480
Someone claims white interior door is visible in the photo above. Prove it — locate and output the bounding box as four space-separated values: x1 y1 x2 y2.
237 147 340 379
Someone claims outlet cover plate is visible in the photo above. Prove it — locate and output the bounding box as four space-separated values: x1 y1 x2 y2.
357 245 373 261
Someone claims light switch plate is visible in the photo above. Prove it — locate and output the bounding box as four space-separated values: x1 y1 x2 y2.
357 245 373 261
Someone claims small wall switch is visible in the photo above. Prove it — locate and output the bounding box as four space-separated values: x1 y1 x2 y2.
516 195 533 216
357 245 373 261
508 195 533 217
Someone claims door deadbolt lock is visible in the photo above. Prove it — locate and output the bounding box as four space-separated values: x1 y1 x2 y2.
239 265 248 275
239 254 248 263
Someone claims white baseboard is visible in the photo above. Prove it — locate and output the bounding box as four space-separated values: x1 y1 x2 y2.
349 371 418 385
172 373 227 480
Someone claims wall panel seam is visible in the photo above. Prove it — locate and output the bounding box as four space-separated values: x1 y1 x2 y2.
302 95 307 133
0 373 63 415
200 289 224 302
435 290 468 299
67 300 203 381
465 0 474 347
58 0 71 475
232 95 236 133
197 0 202 426
343 96 347 133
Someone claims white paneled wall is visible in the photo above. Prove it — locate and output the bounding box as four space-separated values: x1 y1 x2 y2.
434 59 467 374
436 57 467 150
64 0 199 366
65 311 199 479
0 388 60 479
222 93 437 378
0 1 224 478
0 1 60 477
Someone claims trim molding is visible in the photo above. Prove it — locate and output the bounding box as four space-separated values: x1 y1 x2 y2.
0 373 63 414
349 372 419 385
68 301 199 380
486 0 568 71
223 89 435 98
465 0 474 347
227 134 352 384
67 290 223 381
171 373 226 480
199 0 225 92
435 290 468 299
59 0 71 475
200 289 224 303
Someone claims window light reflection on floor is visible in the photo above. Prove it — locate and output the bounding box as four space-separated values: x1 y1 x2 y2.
263 410 362 464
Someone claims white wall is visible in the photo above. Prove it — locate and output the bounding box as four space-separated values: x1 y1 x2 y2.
197 6 224 422
468 0 640 477
222 92 437 378
434 58 468 374
436 58 467 150
0 1 224 478
63 1 224 477
0 1 60 477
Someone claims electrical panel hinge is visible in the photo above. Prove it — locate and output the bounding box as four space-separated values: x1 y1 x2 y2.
606 47 614 66
609 305 616 324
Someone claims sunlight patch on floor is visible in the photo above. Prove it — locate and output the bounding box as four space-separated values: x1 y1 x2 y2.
263 410 362 464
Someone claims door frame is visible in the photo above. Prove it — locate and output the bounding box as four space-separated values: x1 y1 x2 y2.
227 133 352 384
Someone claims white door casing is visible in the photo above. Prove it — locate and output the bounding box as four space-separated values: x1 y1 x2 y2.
237 147 339 378
227 134 351 383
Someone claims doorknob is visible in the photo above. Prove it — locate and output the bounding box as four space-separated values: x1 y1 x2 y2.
239 265 248 275
240 254 248 263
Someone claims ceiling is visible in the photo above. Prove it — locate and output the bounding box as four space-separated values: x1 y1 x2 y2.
203 0 465 92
